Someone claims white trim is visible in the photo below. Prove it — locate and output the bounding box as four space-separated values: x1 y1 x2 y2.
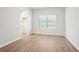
65 35 79 51
0 37 21 48
31 32 65 36
52 33 65 36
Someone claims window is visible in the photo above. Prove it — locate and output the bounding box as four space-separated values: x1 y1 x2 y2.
39 15 56 30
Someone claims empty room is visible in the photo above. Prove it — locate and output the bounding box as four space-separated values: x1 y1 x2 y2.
0 7 79 52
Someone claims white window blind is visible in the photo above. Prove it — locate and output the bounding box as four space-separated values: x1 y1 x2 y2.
39 15 56 30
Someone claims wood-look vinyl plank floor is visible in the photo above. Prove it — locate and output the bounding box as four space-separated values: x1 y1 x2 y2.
0 34 78 52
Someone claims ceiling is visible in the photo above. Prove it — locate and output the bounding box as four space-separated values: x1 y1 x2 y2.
31 7 49 10
30 7 65 10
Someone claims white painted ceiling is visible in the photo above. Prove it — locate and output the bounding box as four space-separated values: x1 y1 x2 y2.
31 7 49 10
30 7 65 10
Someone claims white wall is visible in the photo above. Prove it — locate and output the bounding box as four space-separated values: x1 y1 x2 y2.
20 8 32 33
32 8 65 35
0 7 21 47
65 7 79 50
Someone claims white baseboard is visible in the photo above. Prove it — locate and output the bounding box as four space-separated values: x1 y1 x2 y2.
53 33 65 36
31 32 65 36
0 37 21 48
65 35 79 51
